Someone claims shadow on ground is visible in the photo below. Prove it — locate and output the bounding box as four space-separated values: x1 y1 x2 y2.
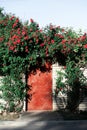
18 111 63 121
1 111 87 130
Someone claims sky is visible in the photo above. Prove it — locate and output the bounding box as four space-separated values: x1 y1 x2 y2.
0 0 87 32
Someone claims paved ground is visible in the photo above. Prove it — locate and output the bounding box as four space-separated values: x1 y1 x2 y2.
0 111 87 130
18 111 63 121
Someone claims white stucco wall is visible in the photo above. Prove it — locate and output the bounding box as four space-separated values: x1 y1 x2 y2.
0 77 7 113
52 64 87 111
52 63 66 110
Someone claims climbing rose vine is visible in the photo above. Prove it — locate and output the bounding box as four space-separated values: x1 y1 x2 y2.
0 8 87 112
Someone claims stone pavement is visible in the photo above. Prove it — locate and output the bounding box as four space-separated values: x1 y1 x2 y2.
18 111 63 121
0 111 87 130
0 111 63 128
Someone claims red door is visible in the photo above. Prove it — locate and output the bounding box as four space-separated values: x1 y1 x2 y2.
27 63 52 111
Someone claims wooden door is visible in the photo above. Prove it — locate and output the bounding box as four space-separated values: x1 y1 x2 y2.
27 64 52 111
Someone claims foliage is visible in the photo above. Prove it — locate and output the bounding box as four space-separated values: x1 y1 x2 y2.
55 61 87 111
0 74 25 112
55 71 66 95
0 8 87 112
65 61 87 111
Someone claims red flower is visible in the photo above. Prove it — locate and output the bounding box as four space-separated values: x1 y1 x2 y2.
30 28 33 32
22 31 26 36
46 47 48 56
51 39 54 44
60 88 62 91
0 37 4 42
81 35 86 41
40 29 42 32
15 18 19 23
36 39 39 44
9 46 15 51
58 34 64 39
30 18 34 23
83 44 87 49
40 43 44 47
49 24 53 30
25 46 28 53
13 42 17 45
24 36 29 40
12 23 17 28
64 66 66 69
17 28 21 34
17 39 21 44
14 49 17 53
10 16 15 20
61 39 66 44
29 40 33 43
62 29 65 32
48 42 51 44
12 34 18 39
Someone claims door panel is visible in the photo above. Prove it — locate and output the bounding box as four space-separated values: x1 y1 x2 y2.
27 65 52 111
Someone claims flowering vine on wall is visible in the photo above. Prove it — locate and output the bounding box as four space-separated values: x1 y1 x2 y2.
0 8 87 112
